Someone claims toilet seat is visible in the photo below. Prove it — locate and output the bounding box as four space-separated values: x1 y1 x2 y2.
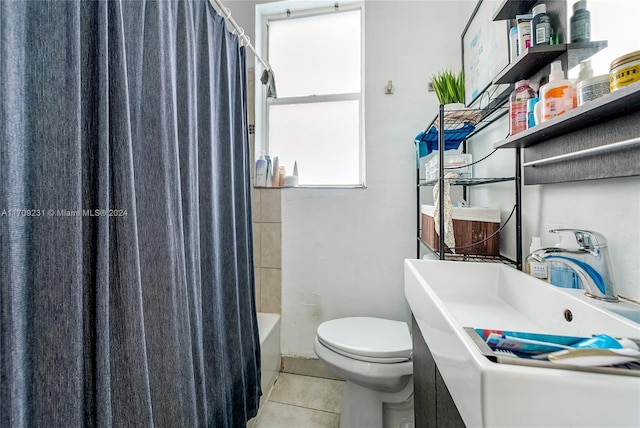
317 317 412 364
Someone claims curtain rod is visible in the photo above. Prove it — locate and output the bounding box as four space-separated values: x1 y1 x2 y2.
209 0 271 71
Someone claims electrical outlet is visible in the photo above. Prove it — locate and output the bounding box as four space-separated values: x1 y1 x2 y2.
427 81 434 92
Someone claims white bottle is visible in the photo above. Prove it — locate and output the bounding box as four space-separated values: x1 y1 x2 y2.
577 59 593 82
255 154 268 187
539 61 577 122
271 156 280 187
529 236 541 255
525 236 548 279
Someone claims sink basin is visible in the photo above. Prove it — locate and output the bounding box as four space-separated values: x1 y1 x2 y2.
405 259 640 428
560 289 640 324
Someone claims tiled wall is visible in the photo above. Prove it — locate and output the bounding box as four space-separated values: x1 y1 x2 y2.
248 69 282 314
252 189 282 313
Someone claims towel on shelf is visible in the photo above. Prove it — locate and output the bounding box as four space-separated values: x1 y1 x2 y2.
414 122 475 157
432 172 458 253
260 68 278 98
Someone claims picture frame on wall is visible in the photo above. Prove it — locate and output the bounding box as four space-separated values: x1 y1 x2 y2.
461 0 511 108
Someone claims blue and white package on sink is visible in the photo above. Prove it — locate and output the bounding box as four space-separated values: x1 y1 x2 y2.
476 329 587 354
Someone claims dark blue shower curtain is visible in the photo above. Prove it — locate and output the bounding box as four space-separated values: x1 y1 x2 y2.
0 1 261 426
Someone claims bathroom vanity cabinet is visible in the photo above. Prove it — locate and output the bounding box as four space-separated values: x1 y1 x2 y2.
411 316 465 428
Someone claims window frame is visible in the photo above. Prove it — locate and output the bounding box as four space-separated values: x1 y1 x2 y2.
257 2 366 188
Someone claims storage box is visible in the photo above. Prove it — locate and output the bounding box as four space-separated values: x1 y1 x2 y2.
425 153 472 180
421 205 500 255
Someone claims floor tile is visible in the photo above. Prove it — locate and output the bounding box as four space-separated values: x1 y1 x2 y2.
254 401 339 428
267 373 345 414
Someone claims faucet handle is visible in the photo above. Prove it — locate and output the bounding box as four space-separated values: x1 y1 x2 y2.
549 229 608 250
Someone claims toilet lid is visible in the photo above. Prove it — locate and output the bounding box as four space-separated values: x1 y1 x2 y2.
317 317 412 363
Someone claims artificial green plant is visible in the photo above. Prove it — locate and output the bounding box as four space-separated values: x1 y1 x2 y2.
431 69 465 105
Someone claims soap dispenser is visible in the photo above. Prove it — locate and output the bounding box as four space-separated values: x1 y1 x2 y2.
525 236 548 280
539 61 577 122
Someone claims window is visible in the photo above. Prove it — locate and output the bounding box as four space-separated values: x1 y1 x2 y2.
261 4 364 187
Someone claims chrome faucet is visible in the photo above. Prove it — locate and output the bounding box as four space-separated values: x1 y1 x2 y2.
529 229 619 302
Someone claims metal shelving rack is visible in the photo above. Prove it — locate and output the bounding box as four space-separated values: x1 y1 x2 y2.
416 103 523 269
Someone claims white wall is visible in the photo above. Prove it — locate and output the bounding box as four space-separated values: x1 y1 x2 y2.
215 0 258 69
279 1 474 358
468 117 640 301
237 0 640 360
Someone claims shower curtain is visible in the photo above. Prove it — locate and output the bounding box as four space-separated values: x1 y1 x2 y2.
0 1 261 426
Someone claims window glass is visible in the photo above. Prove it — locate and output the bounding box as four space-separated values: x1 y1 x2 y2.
268 10 361 98
268 100 361 186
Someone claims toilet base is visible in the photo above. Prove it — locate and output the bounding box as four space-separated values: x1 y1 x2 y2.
384 397 415 428
340 378 414 428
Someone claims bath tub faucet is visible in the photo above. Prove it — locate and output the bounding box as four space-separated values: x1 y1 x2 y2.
530 229 619 302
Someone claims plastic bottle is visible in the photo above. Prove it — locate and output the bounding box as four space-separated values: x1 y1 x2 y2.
548 231 581 289
516 14 533 53
255 154 268 187
539 61 576 122
570 0 590 43
526 97 539 129
509 26 519 60
525 236 548 279
529 236 541 255
577 59 593 82
264 155 272 187
532 4 551 46
271 156 280 187
509 80 537 136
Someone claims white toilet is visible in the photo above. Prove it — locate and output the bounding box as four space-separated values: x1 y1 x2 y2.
314 317 414 428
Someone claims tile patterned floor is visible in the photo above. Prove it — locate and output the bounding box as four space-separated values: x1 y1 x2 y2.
253 373 345 428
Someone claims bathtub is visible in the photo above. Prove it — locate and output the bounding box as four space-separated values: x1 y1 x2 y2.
256 312 281 402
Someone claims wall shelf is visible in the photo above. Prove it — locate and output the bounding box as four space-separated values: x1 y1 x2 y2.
493 0 538 21
494 41 608 85
416 105 522 269
494 82 640 149
419 177 515 187
494 45 566 84
566 40 608 69
417 242 517 265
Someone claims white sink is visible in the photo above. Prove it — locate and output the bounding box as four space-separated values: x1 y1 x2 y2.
404 259 640 428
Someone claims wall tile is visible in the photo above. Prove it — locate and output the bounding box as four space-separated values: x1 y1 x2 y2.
253 222 262 268
260 189 281 223
267 373 344 414
261 268 281 313
261 223 281 269
254 267 262 312
253 401 338 428
251 187 261 223
281 357 343 381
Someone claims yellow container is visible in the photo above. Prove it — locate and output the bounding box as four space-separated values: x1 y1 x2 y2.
610 50 640 92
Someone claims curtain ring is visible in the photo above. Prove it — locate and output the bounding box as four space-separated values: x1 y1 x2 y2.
224 7 232 19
